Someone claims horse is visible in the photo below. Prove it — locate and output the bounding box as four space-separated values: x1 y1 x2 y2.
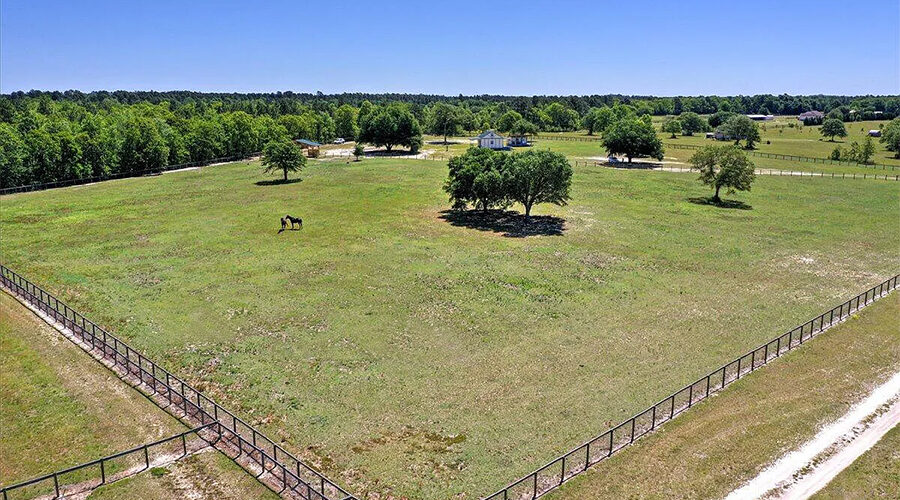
278 217 287 233
285 215 303 229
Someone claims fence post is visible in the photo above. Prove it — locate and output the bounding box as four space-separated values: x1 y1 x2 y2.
101 459 106 483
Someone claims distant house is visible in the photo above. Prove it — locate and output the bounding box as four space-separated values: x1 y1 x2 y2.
797 111 824 122
747 114 774 121
295 139 321 157
508 134 531 147
476 130 506 149
868 130 882 137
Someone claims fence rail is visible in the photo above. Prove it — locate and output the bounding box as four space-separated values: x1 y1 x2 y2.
483 274 899 500
0 423 219 500
0 265 356 500
0 152 260 196
533 134 899 171
572 161 900 181
662 142 900 171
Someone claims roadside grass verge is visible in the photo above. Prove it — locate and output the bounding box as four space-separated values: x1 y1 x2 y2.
1 157 897 498
549 293 900 499
812 425 900 499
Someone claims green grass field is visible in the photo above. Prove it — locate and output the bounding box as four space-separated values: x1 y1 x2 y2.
0 292 184 484
1 155 898 498
654 116 898 167
0 293 275 498
550 293 900 499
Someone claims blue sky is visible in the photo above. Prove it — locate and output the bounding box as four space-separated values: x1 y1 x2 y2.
2 0 898 96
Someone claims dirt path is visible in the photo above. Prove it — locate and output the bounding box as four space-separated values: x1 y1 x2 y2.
726 370 900 500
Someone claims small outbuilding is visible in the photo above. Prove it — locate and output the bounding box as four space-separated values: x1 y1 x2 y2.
476 130 506 149
747 114 774 121
295 139 321 157
508 134 531 147
868 130 882 137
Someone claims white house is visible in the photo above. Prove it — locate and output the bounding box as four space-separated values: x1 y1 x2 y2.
476 130 506 149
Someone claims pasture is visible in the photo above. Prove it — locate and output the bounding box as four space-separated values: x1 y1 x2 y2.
1 155 898 498
550 293 900 499
0 293 274 499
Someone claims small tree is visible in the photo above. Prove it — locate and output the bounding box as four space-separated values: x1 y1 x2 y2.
444 147 509 211
830 146 843 160
721 115 761 149
503 150 572 217
602 118 664 163
582 107 613 135
859 137 876 163
708 111 736 129
353 143 365 161
661 117 682 138
826 109 845 121
679 112 707 136
510 119 539 136
358 103 423 152
262 139 306 182
820 118 847 141
689 145 756 202
881 117 900 158
426 102 463 144
496 110 523 133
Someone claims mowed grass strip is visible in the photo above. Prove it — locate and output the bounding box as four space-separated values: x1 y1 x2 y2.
0 157 897 498
549 293 900 499
0 293 184 484
812 424 900 500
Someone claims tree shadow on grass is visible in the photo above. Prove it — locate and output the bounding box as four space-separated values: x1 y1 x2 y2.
687 196 753 210
439 209 566 237
255 178 303 186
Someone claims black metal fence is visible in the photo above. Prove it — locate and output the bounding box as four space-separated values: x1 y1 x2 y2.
0 153 260 196
532 134 900 171
0 423 219 500
573 160 900 181
663 142 900 171
482 274 899 500
0 265 356 500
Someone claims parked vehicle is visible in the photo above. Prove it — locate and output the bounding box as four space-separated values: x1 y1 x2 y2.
334 138 346 144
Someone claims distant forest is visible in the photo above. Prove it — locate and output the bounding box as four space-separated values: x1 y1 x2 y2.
2 90 898 189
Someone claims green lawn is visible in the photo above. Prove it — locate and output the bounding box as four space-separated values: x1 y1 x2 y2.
0 293 184 484
1 156 897 498
550 293 900 499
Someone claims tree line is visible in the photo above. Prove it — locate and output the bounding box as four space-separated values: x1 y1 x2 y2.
6 90 899 118
3 92 899 188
